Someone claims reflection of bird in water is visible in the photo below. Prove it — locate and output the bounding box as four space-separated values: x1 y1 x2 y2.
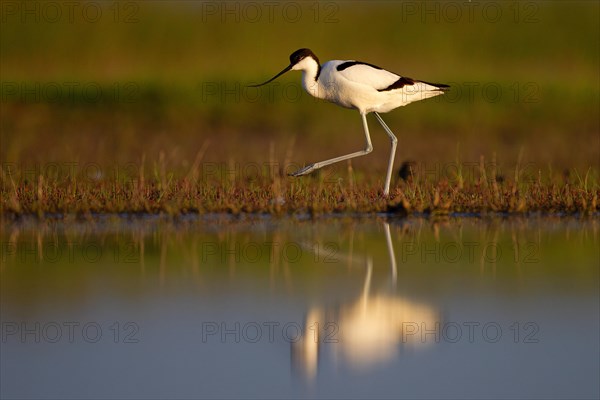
292 222 440 380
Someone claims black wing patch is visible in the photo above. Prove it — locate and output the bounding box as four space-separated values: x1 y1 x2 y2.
336 61 384 72
378 78 450 92
377 77 415 92
419 80 450 90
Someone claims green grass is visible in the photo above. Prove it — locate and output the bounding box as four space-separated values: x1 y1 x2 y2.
1 157 597 217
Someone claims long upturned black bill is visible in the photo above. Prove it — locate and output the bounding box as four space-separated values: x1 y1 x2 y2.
249 64 293 87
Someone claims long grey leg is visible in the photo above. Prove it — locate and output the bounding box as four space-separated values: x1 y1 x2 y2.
289 112 373 177
374 112 398 196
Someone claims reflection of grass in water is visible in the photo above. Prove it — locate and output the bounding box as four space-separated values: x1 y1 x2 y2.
2 217 598 293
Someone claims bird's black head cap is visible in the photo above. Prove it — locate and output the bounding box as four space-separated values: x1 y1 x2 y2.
290 48 319 66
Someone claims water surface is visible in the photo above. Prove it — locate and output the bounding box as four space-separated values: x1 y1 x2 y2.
1 215 598 399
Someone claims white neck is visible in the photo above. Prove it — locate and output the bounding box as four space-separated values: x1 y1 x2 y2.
293 57 324 100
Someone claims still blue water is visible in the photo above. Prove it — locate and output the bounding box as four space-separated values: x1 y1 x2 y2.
1 216 598 399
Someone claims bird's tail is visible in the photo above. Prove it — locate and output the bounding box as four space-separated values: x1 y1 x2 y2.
419 80 450 92
406 80 449 101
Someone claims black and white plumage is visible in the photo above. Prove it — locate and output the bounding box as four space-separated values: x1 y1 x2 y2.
251 48 449 195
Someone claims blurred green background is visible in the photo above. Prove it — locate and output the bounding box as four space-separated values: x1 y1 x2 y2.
1 1 599 179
